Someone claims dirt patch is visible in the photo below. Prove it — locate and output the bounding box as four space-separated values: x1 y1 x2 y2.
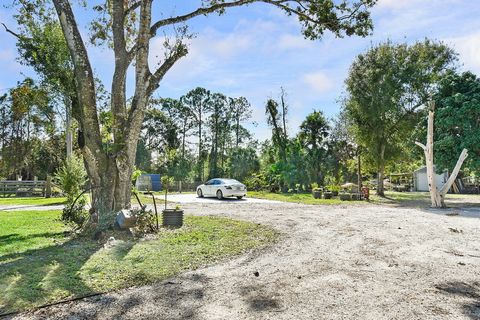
10 202 480 320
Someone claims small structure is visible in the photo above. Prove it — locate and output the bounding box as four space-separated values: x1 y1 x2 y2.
389 173 413 192
135 174 162 192
341 182 358 192
413 166 447 192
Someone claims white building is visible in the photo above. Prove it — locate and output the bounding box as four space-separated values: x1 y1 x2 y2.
413 166 448 192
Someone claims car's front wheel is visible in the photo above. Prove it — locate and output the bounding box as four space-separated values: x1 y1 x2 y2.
236 196 243 200
197 188 204 198
216 190 223 200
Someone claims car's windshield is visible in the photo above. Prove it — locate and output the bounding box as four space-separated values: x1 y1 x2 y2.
220 179 241 184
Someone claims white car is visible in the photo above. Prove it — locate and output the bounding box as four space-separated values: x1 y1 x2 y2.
196 178 247 200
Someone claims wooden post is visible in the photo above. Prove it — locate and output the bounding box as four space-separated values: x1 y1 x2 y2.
415 102 468 208
45 175 52 198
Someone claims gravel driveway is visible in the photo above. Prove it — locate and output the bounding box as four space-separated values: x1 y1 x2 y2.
10 201 480 320
164 193 282 204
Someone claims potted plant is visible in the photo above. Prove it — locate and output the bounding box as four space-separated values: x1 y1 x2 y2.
161 176 184 228
339 193 351 201
324 191 333 199
312 188 322 199
327 185 340 196
351 193 361 201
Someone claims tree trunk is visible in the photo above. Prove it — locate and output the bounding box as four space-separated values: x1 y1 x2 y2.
357 147 362 192
65 97 73 158
281 88 287 139
198 107 203 181
236 117 240 148
415 105 468 208
376 144 385 196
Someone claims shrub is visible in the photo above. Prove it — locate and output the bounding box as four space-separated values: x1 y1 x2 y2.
326 185 341 193
131 207 156 234
56 156 88 228
244 173 268 191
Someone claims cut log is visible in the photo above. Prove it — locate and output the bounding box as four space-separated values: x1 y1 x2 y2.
452 182 459 194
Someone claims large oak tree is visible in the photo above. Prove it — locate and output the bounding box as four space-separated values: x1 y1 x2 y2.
13 0 376 226
344 40 457 196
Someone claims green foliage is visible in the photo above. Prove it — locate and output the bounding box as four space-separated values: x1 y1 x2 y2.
298 110 330 185
432 71 480 173
326 185 341 192
227 147 260 181
244 173 269 191
344 39 457 191
131 207 157 234
55 156 88 227
0 80 61 179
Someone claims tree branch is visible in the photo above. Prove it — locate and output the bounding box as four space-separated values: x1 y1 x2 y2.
415 141 426 151
1 22 27 40
111 0 129 144
52 0 104 160
150 0 256 37
440 148 468 195
125 1 142 17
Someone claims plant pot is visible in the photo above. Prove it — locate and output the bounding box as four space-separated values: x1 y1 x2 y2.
332 191 339 197
339 193 351 201
351 193 361 201
324 191 333 199
162 209 184 228
312 190 322 199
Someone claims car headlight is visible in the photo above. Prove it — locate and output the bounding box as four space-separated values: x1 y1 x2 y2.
225 186 232 189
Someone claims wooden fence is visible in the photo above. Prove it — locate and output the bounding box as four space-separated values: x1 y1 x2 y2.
0 180 48 197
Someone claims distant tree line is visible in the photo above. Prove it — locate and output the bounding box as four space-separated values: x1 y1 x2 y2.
1 34 478 198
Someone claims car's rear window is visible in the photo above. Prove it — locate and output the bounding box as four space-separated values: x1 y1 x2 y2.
221 179 241 184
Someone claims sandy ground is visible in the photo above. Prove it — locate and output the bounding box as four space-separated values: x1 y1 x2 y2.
165 193 282 204
7 200 480 320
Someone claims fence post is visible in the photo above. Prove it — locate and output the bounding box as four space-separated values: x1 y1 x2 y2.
45 175 52 198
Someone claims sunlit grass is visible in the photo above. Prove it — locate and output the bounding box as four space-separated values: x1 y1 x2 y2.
0 197 67 206
0 210 277 314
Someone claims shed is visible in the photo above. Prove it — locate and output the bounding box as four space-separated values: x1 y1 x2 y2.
413 166 448 192
135 174 162 192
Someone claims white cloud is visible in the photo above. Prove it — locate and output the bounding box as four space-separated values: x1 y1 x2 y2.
211 33 253 58
376 0 423 10
446 32 480 74
276 34 312 50
302 71 334 93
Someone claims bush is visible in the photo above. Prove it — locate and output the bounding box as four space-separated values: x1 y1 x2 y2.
326 185 341 193
244 173 268 191
56 156 88 228
131 207 157 234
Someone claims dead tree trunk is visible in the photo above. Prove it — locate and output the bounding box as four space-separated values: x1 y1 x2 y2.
415 103 468 208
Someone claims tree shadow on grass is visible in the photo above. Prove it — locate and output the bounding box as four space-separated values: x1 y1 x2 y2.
0 236 122 315
435 281 480 319
0 231 66 247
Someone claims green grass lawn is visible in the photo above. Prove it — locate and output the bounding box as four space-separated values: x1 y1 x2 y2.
0 197 67 206
0 210 277 314
248 191 345 205
249 190 479 207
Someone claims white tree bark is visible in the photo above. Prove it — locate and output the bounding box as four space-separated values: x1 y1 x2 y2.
415 103 468 208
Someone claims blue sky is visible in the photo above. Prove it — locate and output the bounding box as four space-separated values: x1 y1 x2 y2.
1 0 480 140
